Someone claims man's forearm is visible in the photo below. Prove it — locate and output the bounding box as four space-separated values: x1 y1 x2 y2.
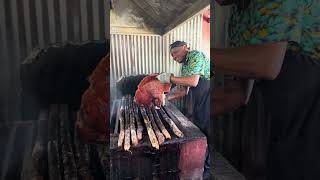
170 75 200 87
212 80 247 117
167 88 187 101
212 42 287 80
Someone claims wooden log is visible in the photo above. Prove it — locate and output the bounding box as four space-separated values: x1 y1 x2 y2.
159 107 184 138
74 114 94 180
47 104 62 180
59 104 77 180
96 144 109 179
140 107 159 149
56 106 64 180
124 95 131 151
31 109 49 179
47 141 62 180
133 103 143 140
117 97 125 147
151 105 171 139
146 107 165 145
129 96 138 146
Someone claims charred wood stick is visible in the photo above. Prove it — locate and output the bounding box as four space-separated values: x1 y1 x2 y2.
146 107 165 145
47 104 62 180
140 107 159 149
96 145 109 178
56 107 64 180
74 116 94 180
48 104 59 141
159 107 184 138
129 96 138 146
151 106 171 139
31 109 49 179
117 97 125 147
124 95 131 151
48 141 62 180
59 104 77 180
134 103 143 140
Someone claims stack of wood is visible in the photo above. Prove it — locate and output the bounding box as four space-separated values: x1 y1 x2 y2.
27 104 108 180
117 95 184 151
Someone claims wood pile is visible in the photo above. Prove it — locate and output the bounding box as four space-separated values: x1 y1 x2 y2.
117 95 184 151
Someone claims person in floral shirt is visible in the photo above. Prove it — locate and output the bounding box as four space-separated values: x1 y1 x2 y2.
157 41 212 179
213 0 320 179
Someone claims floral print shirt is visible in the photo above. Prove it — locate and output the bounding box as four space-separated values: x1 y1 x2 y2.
181 50 210 80
228 0 320 59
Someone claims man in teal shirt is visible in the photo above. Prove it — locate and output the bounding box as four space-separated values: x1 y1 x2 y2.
157 41 212 179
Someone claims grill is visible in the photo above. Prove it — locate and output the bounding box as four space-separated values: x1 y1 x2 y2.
110 76 207 180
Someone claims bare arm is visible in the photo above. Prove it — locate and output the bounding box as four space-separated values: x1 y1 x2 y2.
213 79 253 117
212 42 287 80
166 86 188 101
170 75 200 87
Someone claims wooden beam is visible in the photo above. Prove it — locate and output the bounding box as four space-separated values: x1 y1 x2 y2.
140 107 159 149
117 97 125 147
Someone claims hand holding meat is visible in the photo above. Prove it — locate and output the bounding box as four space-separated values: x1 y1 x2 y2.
156 72 173 84
134 74 171 107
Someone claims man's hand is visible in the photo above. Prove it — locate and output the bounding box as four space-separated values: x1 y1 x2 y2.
212 42 287 80
156 73 173 84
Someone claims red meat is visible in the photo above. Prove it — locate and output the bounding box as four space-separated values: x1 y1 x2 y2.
134 74 171 107
76 54 109 144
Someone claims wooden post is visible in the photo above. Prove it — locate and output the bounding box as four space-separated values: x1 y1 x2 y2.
140 107 159 149
117 97 125 147
124 95 131 151
129 95 138 146
31 108 49 179
59 104 77 180
146 107 165 145
73 119 93 180
151 105 171 139
47 104 62 180
133 103 144 140
159 107 184 138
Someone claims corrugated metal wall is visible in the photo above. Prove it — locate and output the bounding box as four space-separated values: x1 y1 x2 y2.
162 14 203 76
0 0 109 124
110 34 163 83
110 14 203 84
110 14 203 110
